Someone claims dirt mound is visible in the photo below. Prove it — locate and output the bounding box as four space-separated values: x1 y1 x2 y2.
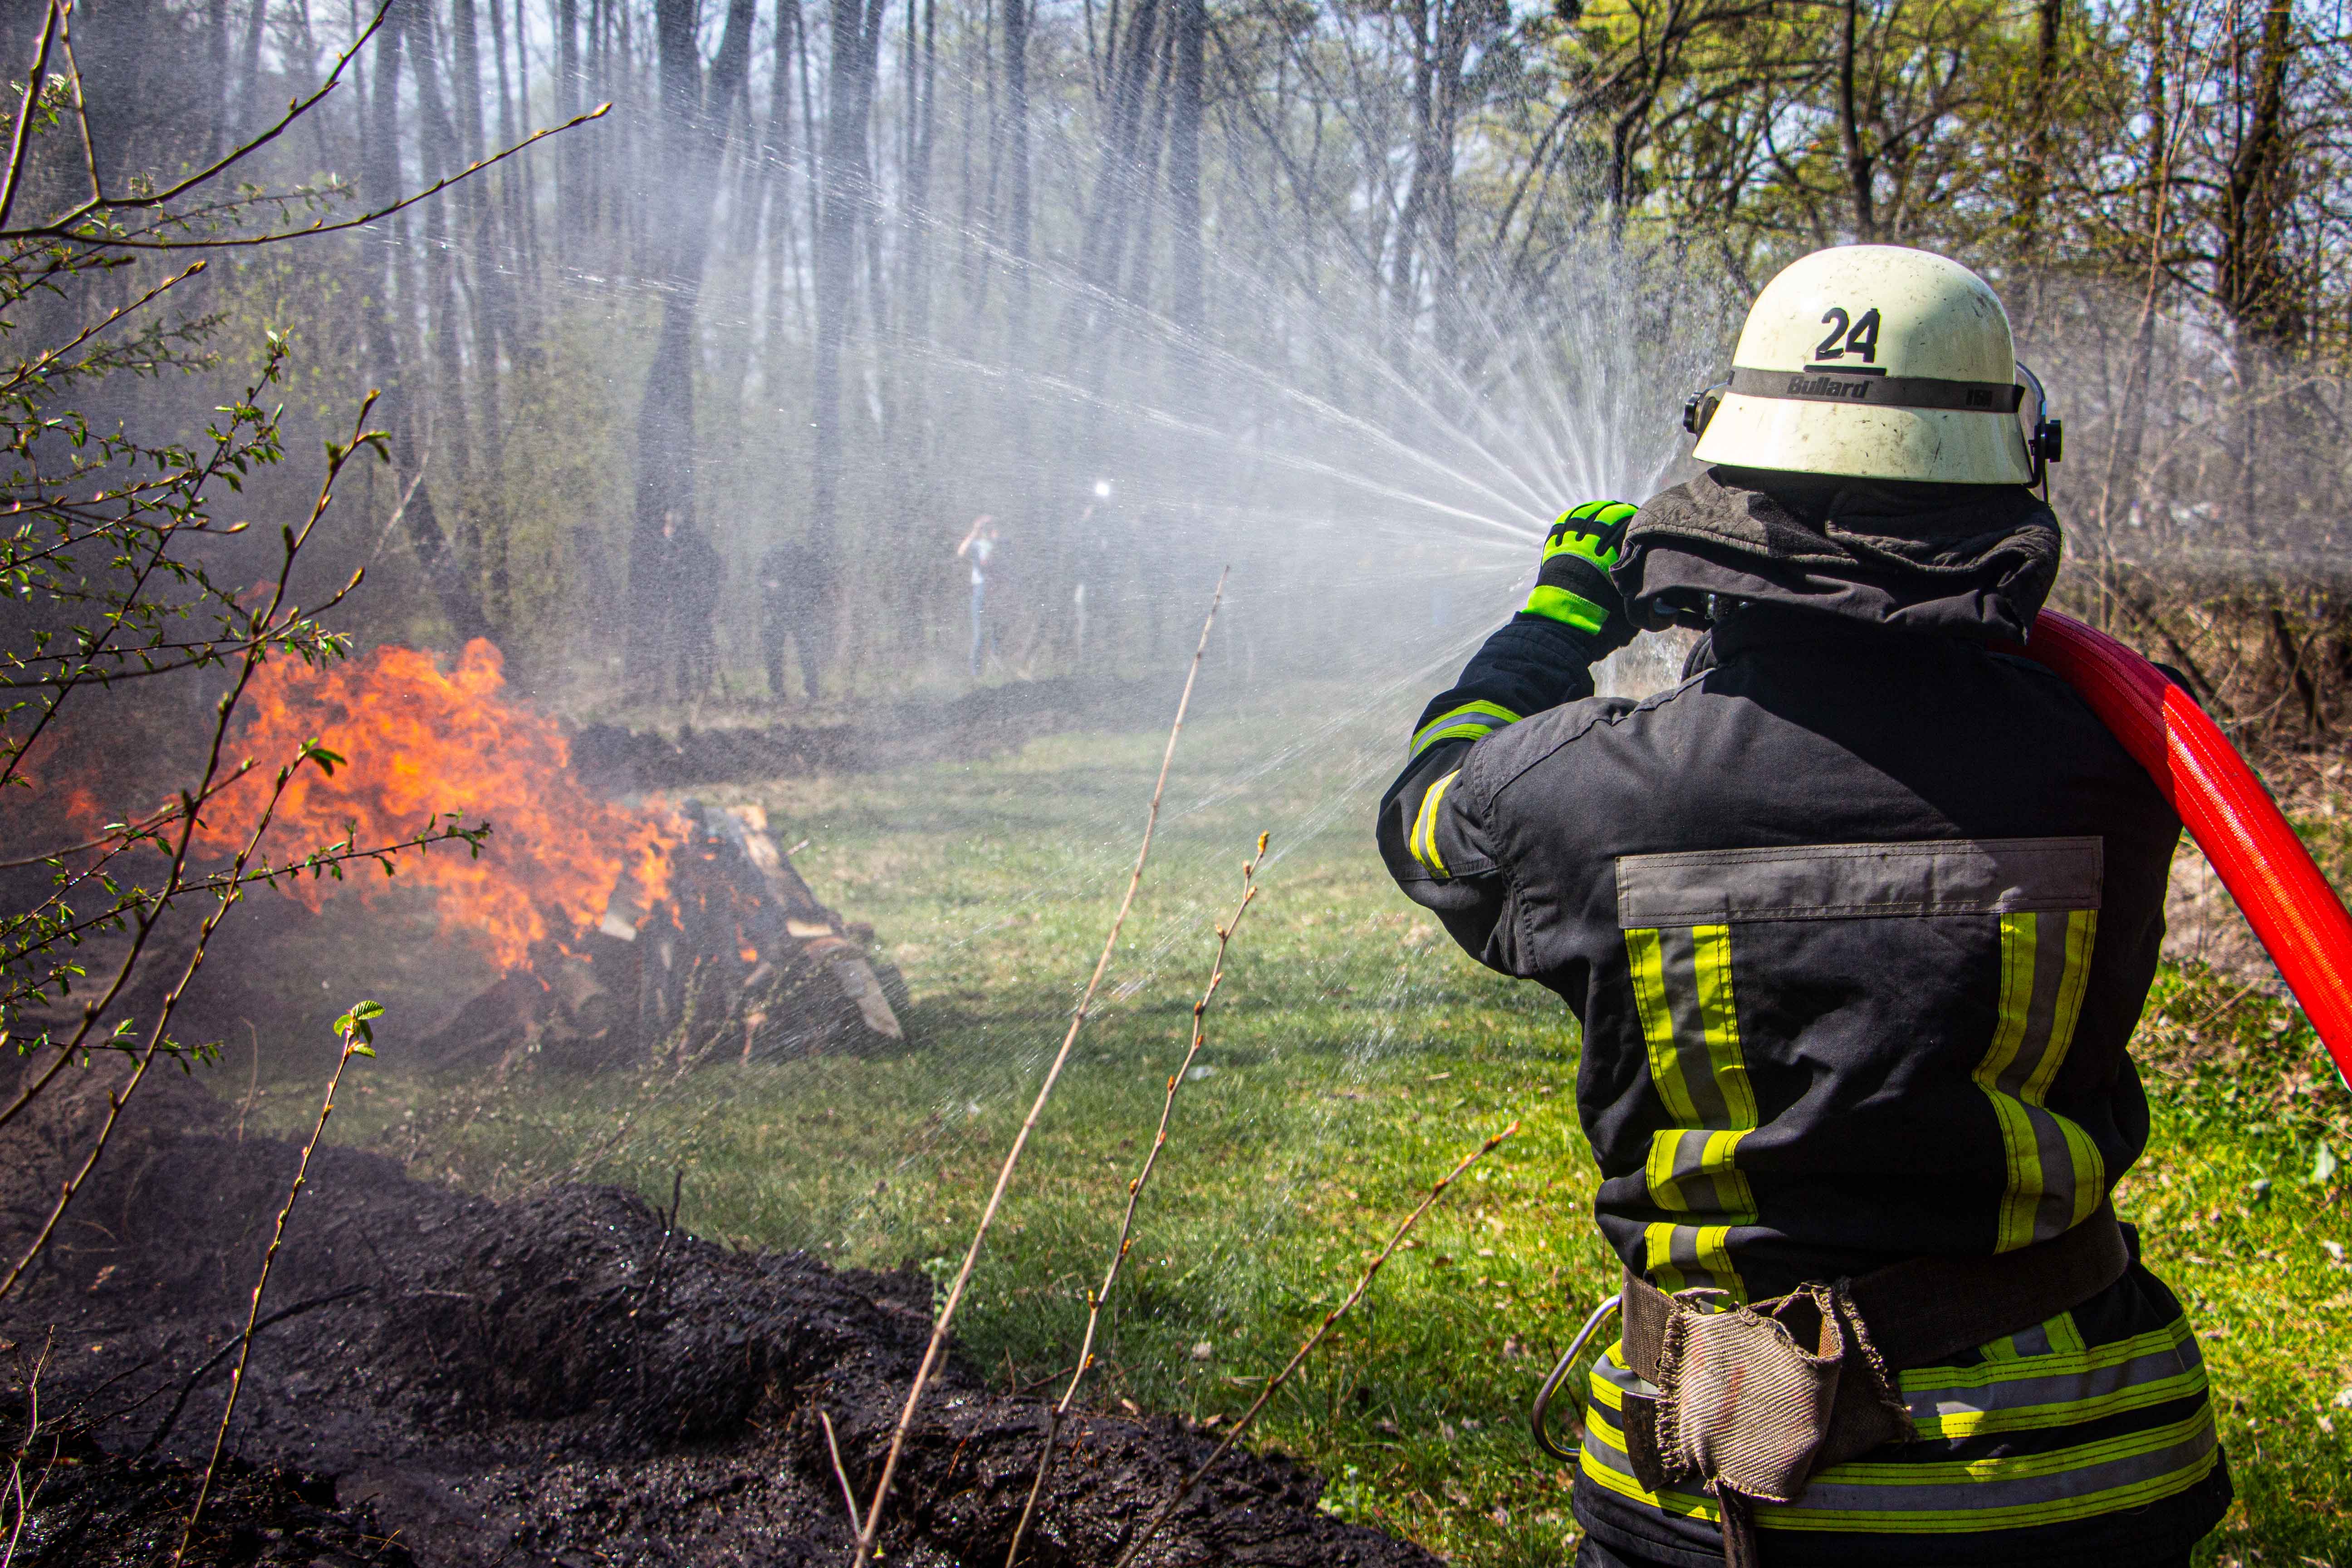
0 1061 1435 1568
0 1411 414 1568
569 673 1186 791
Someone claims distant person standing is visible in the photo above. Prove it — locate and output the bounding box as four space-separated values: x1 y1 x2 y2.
758 539 825 702
665 510 720 698
1072 479 1116 674
956 514 1003 679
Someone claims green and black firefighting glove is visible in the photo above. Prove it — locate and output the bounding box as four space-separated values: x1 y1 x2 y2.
1521 500 1638 654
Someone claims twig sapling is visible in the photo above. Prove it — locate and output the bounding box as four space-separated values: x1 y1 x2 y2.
172 1001 385 1565
849 568 1230 1566
1004 831 1270 1568
1110 1121 1520 1568
0 1331 54 1568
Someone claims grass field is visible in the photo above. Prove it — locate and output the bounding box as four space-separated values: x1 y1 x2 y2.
299 681 2352 1567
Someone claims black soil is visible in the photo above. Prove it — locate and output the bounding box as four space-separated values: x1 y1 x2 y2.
0 1062 1436 1568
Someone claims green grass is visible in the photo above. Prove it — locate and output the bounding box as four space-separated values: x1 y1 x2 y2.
283 685 2352 1566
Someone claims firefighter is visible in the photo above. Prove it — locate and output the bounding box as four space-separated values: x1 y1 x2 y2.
1378 245 2227 1568
759 539 825 702
663 509 720 698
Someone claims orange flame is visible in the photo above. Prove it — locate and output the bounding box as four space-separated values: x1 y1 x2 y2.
196 639 678 970
10 725 111 852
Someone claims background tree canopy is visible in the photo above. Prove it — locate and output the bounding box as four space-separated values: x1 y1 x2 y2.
13 0 2352 719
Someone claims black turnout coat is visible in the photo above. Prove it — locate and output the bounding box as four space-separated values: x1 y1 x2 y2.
1377 471 2229 1567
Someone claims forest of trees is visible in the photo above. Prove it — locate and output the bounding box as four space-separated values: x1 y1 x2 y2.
17 0 2352 725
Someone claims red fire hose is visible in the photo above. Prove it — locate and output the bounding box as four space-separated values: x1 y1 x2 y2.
2015 611 2352 1086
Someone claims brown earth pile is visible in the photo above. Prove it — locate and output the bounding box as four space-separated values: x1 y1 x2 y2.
0 1061 1434 1567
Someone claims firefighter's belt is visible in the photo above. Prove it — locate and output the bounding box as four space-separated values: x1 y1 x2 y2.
1612 1205 2130 1568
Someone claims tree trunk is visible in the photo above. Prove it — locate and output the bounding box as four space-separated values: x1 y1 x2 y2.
453 0 514 626
557 0 581 252
207 0 230 161
805 0 889 694
2221 0 2298 345
891 0 942 656
747 0 802 346
1122 22 1176 309
1388 0 1434 362
488 0 541 356
1428 0 1464 354
1073 0 1162 306
364 0 493 647
1004 0 1033 312
903 0 938 334
625 0 756 696
238 0 270 127
2092 0 2171 544
1838 0 1875 241
452 0 486 164
2017 0 2062 255
1167 0 1205 337
413 0 479 610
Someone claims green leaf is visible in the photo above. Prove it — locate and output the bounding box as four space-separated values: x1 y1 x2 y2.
348 1042 376 1058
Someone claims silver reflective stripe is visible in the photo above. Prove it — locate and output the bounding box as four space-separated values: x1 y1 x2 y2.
1584 1323 2218 1529
1789 1412 2217 1515
1615 837 2104 929
1900 1328 2210 1440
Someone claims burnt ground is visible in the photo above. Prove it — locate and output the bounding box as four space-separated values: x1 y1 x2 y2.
0 1060 1437 1568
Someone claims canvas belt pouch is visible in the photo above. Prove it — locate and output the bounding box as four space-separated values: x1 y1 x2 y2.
1611 1206 2132 1568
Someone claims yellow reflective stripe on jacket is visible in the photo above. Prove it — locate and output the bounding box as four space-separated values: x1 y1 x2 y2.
1627 926 1756 1127
1644 1128 1755 1217
1975 909 2104 1251
1408 700 1519 759
1627 922 1756 1295
1908 1362 2209 1441
1578 1405 1723 1523
1581 1322 2219 1534
1408 769 1461 877
1641 1220 1739 1294
2041 1311 2089 1356
1899 1318 2199 1397
1756 1453 2221 1534
1810 1408 2212 1487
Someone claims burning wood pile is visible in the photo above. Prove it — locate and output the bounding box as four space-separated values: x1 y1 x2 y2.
420 798 906 1071
14 640 906 1067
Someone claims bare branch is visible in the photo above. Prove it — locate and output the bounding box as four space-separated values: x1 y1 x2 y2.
174 1003 382 1562
42 107 612 250
0 0 60 233
1110 1121 1519 1568
5 1 392 235
1004 833 1269 1568
851 568 1230 1565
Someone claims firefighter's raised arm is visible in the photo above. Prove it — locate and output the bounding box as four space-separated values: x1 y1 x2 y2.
1375 501 1639 965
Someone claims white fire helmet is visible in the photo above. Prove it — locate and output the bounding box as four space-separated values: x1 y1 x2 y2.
1684 245 2058 485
